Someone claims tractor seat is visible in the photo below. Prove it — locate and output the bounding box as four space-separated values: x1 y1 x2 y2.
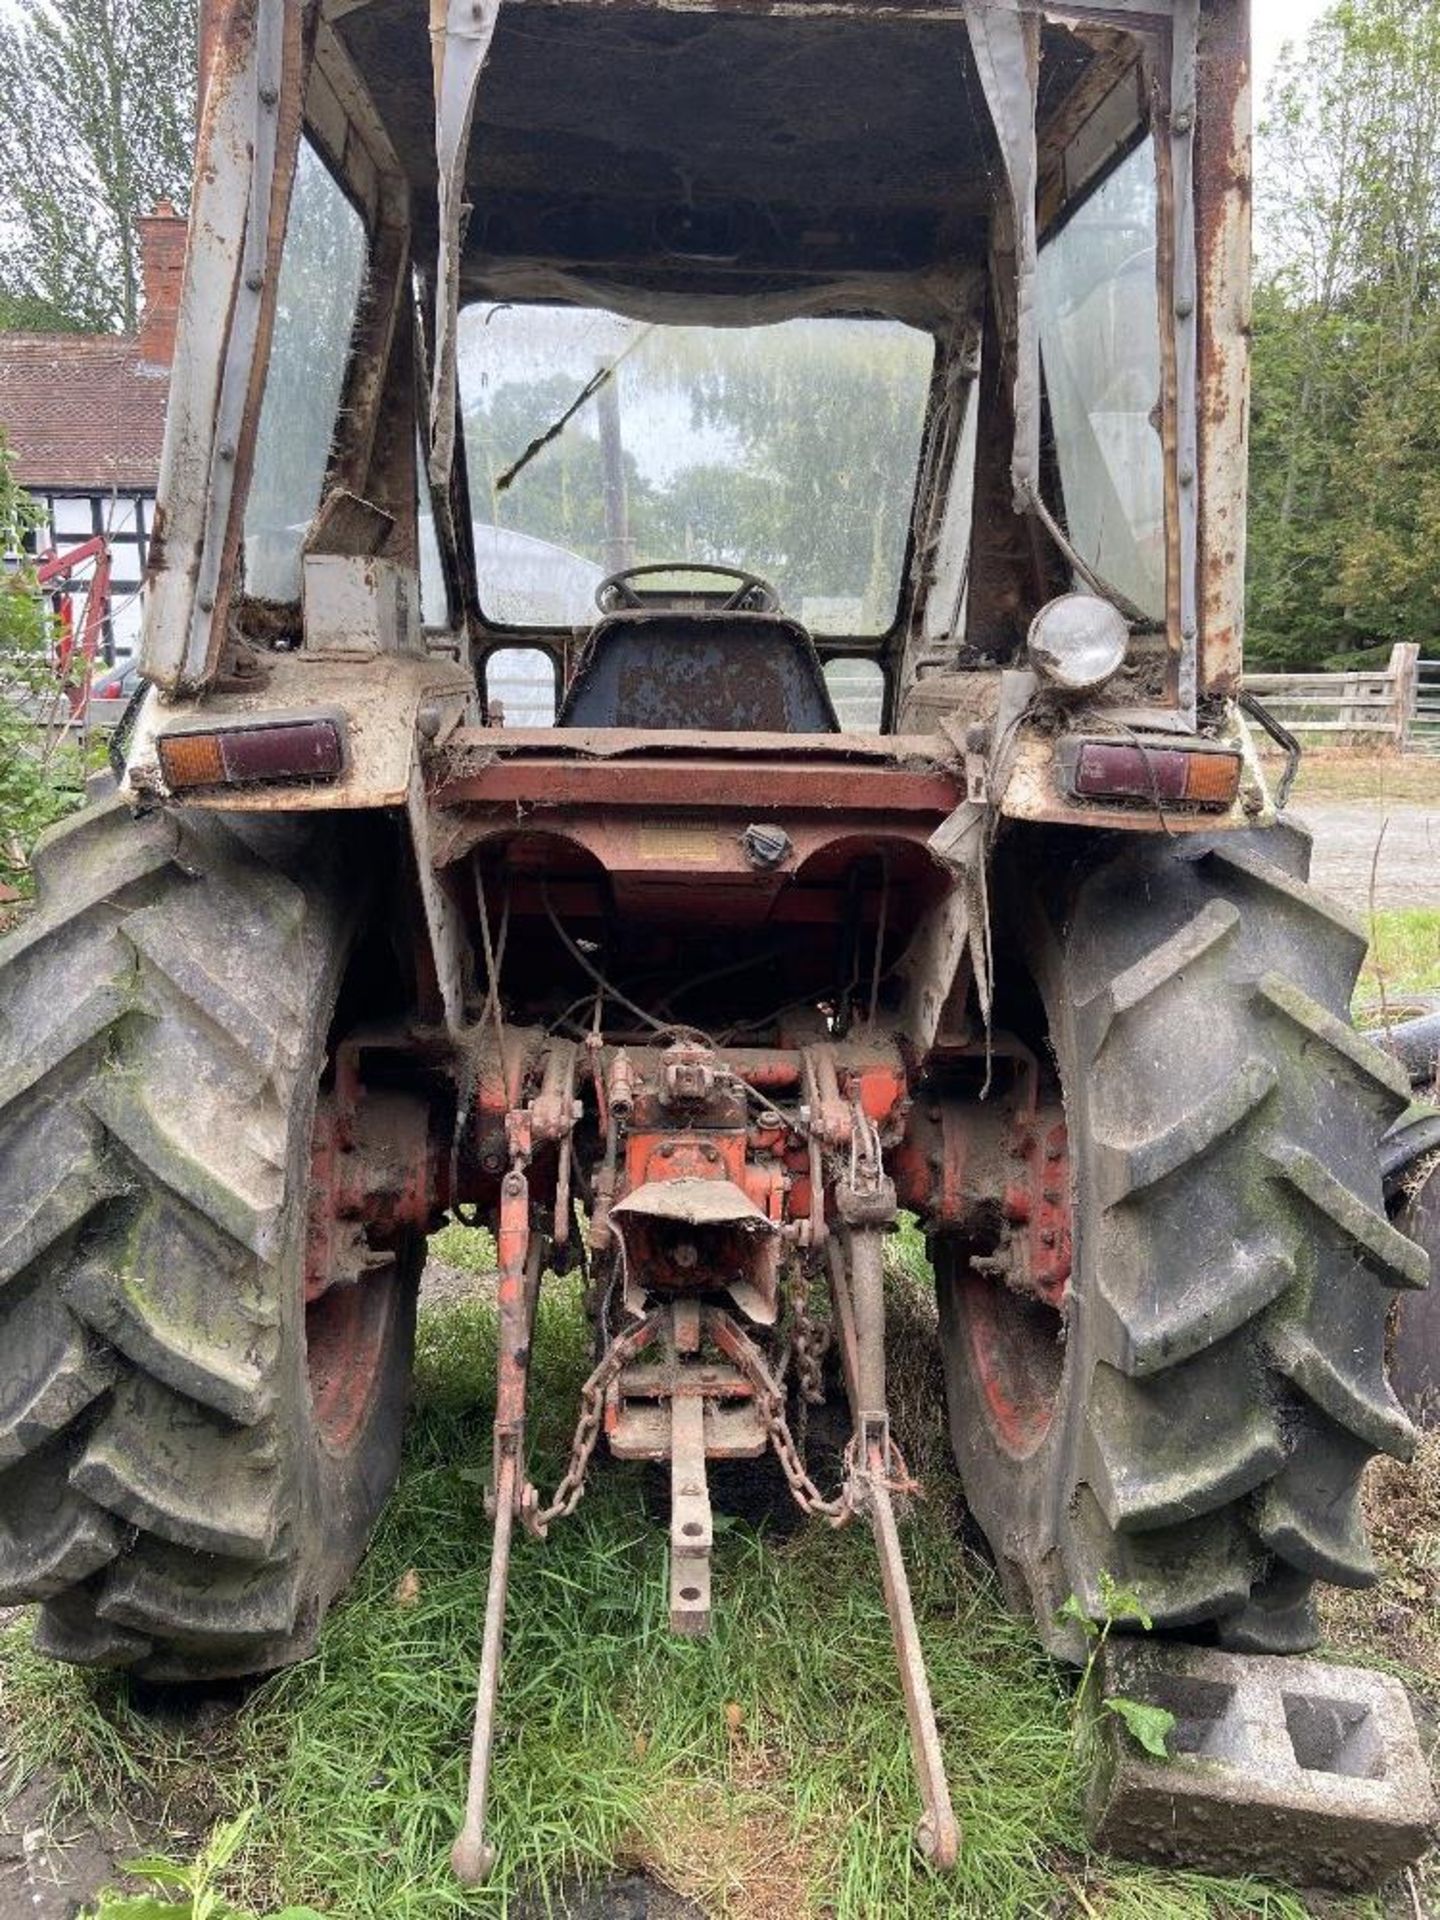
556 611 839 732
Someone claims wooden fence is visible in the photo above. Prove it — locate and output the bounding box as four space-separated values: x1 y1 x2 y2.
1245 643 1436 751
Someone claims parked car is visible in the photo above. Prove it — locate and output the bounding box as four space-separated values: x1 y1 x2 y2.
77 657 145 730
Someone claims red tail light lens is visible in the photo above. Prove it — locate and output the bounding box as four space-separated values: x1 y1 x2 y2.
1067 741 1241 810
158 715 347 791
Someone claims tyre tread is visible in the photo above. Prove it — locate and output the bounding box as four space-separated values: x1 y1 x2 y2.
0 800 367 1676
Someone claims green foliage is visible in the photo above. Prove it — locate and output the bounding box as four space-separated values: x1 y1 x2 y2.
0 433 88 886
1248 1 1440 668
1361 907 1440 1008
1102 1696 1176 1761
427 1218 499 1272
0 0 197 333
1061 1575 1177 1768
467 373 660 564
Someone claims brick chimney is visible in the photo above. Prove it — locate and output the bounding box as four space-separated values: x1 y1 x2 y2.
136 201 186 366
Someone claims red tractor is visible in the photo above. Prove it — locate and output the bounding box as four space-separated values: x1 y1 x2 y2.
0 0 1424 1878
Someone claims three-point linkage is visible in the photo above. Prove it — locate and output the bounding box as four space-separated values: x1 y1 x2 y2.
450 1036 960 1883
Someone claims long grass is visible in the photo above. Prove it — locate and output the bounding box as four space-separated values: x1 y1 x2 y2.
1360 907 1440 1007
0 1227 1400 1917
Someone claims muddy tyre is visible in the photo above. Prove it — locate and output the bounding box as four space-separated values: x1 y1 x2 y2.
937 824 1428 1659
0 793 419 1680
1388 1133 1440 1429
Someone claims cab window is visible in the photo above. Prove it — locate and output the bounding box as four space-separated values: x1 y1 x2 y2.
244 142 369 602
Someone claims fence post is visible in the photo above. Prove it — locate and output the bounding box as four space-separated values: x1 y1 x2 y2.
1390 643 1420 748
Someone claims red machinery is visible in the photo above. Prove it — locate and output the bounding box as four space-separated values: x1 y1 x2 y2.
35 535 113 712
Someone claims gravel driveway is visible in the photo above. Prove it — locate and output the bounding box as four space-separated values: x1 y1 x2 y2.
1293 801 1440 912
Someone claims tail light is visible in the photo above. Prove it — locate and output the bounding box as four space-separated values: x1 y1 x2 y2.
157 713 347 791
1063 739 1242 811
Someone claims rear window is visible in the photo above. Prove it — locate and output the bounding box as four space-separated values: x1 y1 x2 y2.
457 307 935 635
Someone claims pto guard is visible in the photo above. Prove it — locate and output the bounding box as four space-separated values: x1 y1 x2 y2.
120 652 476 810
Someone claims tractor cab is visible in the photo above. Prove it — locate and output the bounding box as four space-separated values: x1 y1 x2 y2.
130 0 1255 796
452 297 936 735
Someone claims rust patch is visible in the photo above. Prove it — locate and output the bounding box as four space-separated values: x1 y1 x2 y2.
1193 0 1251 696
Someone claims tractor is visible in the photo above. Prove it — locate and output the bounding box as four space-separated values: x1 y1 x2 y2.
0 0 1428 1880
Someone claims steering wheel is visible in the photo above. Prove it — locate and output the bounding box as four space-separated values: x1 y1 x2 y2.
595 562 781 615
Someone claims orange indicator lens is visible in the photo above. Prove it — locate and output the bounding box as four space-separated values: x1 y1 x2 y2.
1182 751 1243 807
156 718 346 791
157 731 226 789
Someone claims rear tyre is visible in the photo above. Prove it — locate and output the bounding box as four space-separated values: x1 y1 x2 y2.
937 824 1427 1658
0 793 419 1680
1388 1132 1440 1428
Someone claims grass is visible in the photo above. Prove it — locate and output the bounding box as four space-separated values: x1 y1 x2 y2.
1263 744 1440 1017
1255 745 1440 807
1360 908 1440 1011
1 1223 1406 1919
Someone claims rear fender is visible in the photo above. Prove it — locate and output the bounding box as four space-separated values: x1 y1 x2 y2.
120 653 476 812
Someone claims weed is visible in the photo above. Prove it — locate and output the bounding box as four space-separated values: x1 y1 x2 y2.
428 1220 498 1274
83 1809 322 1919
1059 1577 1176 1766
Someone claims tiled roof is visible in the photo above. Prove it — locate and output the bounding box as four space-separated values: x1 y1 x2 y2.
0 333 170 492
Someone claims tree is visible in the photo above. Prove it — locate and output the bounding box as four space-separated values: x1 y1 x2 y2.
466 374 662 563
0 434 86 889
0 0 198 333
1248 1 1440 666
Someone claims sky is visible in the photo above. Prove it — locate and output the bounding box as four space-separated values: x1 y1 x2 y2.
1253 2 1330 107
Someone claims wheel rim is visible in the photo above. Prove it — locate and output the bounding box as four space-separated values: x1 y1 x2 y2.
956 1103 1072 1460
305 1276 396 1451
959 1271 1064 1459
304 1093 400 1450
